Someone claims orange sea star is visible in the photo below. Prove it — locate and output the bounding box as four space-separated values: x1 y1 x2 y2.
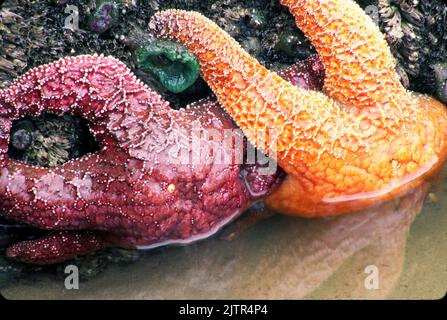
150 0 447 216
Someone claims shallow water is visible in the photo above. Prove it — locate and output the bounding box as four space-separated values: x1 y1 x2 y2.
1 171 446 300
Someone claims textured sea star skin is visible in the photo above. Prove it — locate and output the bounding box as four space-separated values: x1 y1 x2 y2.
0 54 285 264
150 0 447 216
0 54 324 264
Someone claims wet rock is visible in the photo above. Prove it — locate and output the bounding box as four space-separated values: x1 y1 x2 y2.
245 8 266 30
241 36 261 56
276 29 310 59
376 0 447 98
88 0 121 34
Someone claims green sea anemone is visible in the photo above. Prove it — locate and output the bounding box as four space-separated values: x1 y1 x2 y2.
135 39 200 94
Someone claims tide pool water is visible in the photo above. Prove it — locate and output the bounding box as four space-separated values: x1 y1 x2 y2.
2 170 446 299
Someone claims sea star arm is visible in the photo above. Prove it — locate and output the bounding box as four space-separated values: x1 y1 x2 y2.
6 231 112 265
149 9 337 158
280 0 406 107
0 55 169 229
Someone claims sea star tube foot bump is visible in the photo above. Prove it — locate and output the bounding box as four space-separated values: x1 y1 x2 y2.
149 0 447 217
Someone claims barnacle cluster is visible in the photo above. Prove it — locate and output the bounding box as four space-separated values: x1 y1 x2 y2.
0 3 46 88
377 0 447 101
8 114 97 167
